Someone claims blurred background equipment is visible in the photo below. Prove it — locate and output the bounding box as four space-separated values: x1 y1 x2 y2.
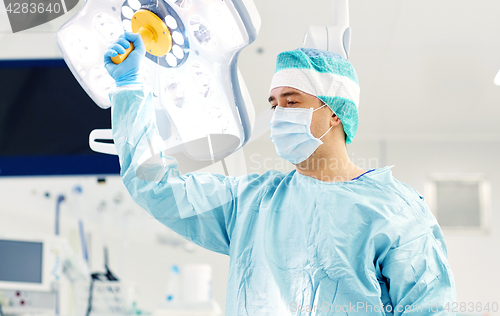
0 235 90 316
155 264 221 316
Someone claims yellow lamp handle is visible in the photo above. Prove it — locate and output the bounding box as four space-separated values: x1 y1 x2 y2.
111 42 135 64
110 26 155 65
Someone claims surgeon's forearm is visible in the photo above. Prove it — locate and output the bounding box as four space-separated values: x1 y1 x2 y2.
110 86 180 211
111 86 162 160
109 86 234 255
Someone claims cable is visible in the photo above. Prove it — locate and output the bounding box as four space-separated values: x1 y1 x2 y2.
103 247 118 281
85 247 120 316
55 194 65 236
53 194 65 316
79 220 89 263
85 273 101 316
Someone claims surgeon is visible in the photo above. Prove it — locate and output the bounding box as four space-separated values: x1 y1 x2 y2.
104 32 456 315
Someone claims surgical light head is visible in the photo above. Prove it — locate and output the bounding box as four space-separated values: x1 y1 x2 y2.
270 48 360 144
56 0 261 172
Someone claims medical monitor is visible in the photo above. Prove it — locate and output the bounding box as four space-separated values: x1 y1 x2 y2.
0 237 51 291
0 59 120 176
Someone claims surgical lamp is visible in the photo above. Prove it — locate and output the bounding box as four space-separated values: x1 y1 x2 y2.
56 0 260 172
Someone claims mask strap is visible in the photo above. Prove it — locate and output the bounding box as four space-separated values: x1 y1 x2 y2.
319 125 334 140
314 102 333 140
313 103 327 112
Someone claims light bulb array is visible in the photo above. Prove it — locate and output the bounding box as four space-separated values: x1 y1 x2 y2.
120 0 190 69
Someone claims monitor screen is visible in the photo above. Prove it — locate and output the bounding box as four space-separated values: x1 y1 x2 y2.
0 59 120 176
0 239 43 284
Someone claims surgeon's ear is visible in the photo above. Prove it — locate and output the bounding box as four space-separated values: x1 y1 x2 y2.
330 113 342 126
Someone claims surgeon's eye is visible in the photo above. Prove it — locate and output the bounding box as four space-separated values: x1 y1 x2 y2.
288 101 297 106
271 105 277 110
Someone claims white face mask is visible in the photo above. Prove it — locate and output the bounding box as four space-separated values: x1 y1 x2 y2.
269 104 333 164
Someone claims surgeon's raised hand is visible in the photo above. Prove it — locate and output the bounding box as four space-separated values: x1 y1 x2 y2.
104 32 146 87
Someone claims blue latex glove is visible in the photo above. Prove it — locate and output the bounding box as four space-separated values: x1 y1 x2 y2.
104 32 146 87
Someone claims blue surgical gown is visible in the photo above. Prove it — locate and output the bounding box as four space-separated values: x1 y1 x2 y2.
111 87 456 315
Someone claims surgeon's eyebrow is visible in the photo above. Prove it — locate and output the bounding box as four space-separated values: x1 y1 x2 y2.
268 91 302 103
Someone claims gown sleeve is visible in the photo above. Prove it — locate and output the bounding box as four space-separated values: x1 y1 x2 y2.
380 197 457 315
110 85 252 255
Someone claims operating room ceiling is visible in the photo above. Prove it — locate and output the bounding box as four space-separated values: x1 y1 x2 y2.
238 0 500 142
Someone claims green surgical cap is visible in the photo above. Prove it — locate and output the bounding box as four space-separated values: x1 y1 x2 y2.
270 48 360 144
